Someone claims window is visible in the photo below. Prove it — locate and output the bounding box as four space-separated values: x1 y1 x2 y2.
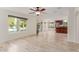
8 15 27 32
19 19 27 31
8 17 18 32
48 22 55 28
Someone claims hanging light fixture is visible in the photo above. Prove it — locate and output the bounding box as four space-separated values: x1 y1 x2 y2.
35 11 41 16
29 7 46 16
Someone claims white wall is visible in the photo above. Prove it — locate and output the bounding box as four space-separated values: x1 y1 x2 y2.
67 8 76 42
0 8 37 43
67 8 79 43
75 8 79 43
0 9 8 42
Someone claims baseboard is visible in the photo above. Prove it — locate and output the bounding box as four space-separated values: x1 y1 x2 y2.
67 39 79 44
0 34 36 44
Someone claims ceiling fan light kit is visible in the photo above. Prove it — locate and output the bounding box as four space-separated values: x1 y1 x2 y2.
35 11 41 16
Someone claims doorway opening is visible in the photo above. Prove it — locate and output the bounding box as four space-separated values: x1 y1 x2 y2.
36 19 68 41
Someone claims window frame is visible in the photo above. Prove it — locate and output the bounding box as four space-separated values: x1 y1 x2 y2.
8 15 28 32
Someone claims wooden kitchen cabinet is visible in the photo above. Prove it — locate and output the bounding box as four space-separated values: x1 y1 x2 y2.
56 27 67 33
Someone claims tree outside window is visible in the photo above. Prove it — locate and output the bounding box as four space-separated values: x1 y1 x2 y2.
8 17 17 32
8 16 27 32
19 19 27 31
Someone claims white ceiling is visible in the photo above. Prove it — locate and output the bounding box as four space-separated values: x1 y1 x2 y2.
2 7 70 20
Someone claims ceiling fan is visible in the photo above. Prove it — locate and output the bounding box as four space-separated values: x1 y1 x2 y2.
29 7 46 16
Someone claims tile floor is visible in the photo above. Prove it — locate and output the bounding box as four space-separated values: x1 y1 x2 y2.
0 31 79 52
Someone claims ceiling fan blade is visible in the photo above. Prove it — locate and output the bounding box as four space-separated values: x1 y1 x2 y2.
30 8 35 11
40 8 45 11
